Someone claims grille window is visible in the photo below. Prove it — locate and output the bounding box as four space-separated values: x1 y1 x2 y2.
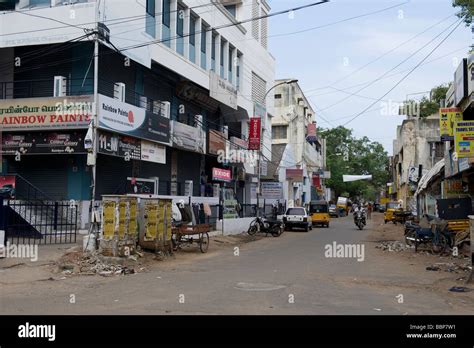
252 71 266 105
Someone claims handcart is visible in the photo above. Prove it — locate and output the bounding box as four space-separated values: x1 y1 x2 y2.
171 223 210 253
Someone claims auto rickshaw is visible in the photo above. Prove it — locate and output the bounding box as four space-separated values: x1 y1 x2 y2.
384 201 402 224
309 200 330 228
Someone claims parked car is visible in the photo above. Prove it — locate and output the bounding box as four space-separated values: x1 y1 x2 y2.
0 184 15 199
328 204 338 218
283 207 311 232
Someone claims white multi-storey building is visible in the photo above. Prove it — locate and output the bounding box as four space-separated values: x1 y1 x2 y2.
0 0 275 210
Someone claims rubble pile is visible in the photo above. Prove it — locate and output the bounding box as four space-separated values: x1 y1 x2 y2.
425 262 472 273
375 240 410 252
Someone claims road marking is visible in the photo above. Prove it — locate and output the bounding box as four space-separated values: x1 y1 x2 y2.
234 282 286 291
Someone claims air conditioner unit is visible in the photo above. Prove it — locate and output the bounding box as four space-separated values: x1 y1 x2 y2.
53 76 67 97
139 95 148 110
184 180 193 197
114 82 126 102
221 125 229 139
159 101 170 118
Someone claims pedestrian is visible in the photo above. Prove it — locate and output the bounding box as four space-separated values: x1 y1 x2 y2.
367 203 372 220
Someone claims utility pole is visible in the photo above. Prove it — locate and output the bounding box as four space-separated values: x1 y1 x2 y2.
91 0 99 216
255 79 298 217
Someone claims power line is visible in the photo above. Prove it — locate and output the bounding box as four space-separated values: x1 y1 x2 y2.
342 18 465 127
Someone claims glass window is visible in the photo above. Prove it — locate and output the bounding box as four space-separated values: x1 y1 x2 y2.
272 125 288 139
286 208 306 216
146 0 156 38
190 17 196 46
201 24 207 70
211 34 216 72
162 0 170 27
228 47 233 83
224 5 236 17
176 4 185 55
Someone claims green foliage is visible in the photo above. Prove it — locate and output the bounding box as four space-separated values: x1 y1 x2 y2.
318 126 389 200
453 0 474 26
401 84 449 118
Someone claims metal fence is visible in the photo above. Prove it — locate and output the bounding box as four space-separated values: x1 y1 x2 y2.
2 199 77 245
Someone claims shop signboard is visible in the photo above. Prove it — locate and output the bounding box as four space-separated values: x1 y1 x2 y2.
0 95 93 131
230 136 247 150
261 182 283 199
141 140 166 164
454 121 474 158
98 94 170 145
458 157 470 172
248 117 261 150
1 131 86 155
170 120 206 154
306 123 317 142
0 175 16 199
444 178 464 195
209 71 238 110
439 108 463 141
454 58 468 106
212 167 232 182
208 129 227 155
286 168 303 181
312 174 321 188
98 131 141 160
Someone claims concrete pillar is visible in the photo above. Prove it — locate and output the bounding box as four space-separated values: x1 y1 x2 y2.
215 33 221 76
223 40 229 80
170 0 178 51
183 8 190 60
195 17 202 67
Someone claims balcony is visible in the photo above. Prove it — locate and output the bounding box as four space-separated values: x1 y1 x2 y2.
0 77 164 115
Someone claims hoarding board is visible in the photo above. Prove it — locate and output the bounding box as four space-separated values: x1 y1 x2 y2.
439 108 462 141
454 121 474 158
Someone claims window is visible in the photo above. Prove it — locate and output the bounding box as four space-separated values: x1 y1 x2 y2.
228 47 233 84
201 23 208 70
252 0 259 40
261 9 268 48
236 53 241 91
176 4 185 55
252 71 266 105
146 0 156 38
162 0 171 46
272 125 288 140
220 39 225 78
211 34 216 72
275 94 282 99
189 16 196 63
434 142 444 158
224 5 236 17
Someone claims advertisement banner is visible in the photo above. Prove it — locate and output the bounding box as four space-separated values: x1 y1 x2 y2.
312 174 321 188
439 108 463 141
209 71 238 110
98 131 141 160
261 182 283 199
444 178 464 195
0 95 93 131
230 136 247 150
0 175 16 199
1 131 86 155
454 121 474 158
248 117 261 150
170 120 206 154
141 140 166 164
98 94 170 145
306 123 317 142
286 169 303 181
208 129 227 155
212 167 232 182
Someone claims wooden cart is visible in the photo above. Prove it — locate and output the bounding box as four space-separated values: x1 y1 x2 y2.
171 224 210 253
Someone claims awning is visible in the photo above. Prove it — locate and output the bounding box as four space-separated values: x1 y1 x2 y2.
414 158 445 197
343 175 372 182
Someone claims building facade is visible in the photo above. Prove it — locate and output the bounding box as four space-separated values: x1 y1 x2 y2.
0 0 275 224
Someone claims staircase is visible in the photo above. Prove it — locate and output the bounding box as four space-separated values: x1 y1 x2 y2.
1 175 77 245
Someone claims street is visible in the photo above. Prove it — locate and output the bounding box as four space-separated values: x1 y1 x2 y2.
1 213 472 315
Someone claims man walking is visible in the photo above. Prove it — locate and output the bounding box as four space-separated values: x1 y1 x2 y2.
367 202 372 220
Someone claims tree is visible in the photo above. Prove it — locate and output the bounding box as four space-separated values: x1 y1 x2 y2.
401 84 449 118
319 126 389 201
453 0 474 27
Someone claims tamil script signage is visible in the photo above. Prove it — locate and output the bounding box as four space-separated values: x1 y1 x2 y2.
98 94 170 145
212 167 232 182
171 120 206 154
261 182 283 199
454 121 474 158
0 95 93 131
209 71 238 110
439 108 463 141
1 131 86 155
248 117 261 150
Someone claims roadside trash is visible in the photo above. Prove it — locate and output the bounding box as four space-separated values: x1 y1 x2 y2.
449 287 472 293
376 241 407 252
426 266 440 271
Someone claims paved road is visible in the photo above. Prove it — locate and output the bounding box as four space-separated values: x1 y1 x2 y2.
1 215 472 314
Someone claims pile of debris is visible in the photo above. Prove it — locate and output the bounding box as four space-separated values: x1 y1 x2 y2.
375 240 410 252
425 262 472 274
56 247 148 277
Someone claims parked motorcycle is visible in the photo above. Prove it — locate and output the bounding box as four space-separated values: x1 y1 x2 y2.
404 215 453 254
247 216 284 237
353 209 367 230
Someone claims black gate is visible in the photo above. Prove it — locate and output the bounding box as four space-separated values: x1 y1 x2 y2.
0 174 78 245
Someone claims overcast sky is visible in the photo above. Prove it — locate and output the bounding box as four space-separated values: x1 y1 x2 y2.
268 0 472 154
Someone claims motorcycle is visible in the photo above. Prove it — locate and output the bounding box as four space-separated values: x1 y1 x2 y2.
247 216 284 237
404 215 453 254
353 209 366 230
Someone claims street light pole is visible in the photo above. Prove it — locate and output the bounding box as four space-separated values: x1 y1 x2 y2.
256 79 298 217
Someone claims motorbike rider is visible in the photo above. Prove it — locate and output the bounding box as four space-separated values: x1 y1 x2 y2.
353 202 367 224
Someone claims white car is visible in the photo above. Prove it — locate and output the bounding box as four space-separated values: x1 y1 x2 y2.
283 207 312 232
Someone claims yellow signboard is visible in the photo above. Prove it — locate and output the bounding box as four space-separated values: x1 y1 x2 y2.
118 201 127 239
128 199 138 238
102 201 116 240
454 121 474 158
440 108 462 141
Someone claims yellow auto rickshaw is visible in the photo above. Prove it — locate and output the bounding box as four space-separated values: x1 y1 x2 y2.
384 201 402 224
309 200 330 228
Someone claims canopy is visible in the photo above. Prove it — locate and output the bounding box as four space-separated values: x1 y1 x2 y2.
414 158 445 197
343 175 372 182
